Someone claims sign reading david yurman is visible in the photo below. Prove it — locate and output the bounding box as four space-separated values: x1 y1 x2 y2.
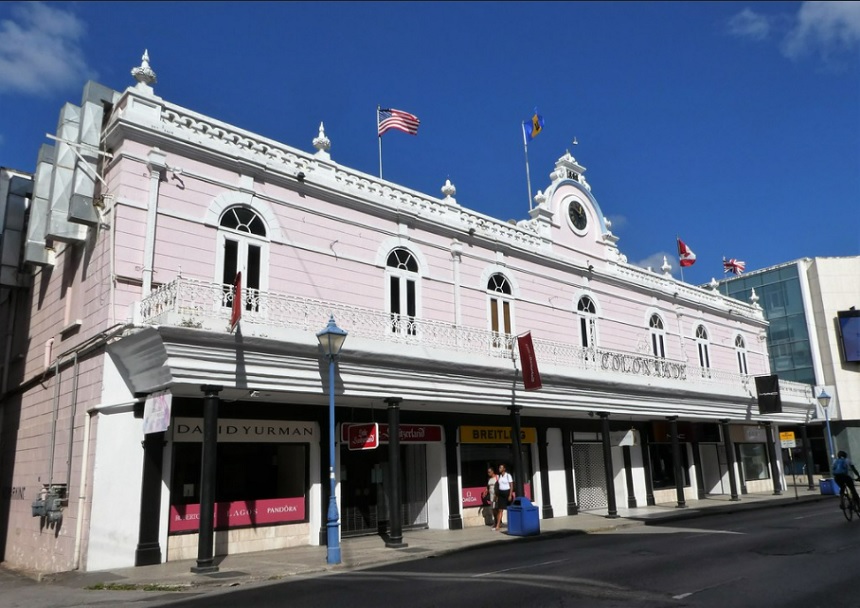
173 418 317 442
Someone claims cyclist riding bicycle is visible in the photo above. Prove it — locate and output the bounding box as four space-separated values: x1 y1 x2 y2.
833 450 860 505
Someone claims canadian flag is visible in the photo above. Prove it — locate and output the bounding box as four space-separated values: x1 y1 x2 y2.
677 238 696 267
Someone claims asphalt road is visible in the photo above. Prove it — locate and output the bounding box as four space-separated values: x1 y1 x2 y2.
3 500 857 608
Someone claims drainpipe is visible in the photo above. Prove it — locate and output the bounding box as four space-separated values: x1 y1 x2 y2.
65 353 79 489
73 408 94 570
141 148 167 297
47 361 61 488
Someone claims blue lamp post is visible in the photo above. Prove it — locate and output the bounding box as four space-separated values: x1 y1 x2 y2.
817 389 834 471
317 315 348 565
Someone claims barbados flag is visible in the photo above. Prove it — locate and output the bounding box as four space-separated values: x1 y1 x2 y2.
523 107 545 141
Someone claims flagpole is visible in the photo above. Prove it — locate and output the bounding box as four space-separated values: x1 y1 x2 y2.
377 106 383 179
677 235 685 283
522 122 533 211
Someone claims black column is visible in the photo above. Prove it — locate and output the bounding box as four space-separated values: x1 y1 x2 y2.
444 423 463 530
765 422 782 495
561 425 578 515
800 424 816 491
191 385 222 574
509 403 525 498
622 446 637 508
721 419 740 501
599 413 618 519
135 430 165 566
640 424 655 506
537 426 553 519
385 398 407 548
668 416 686 508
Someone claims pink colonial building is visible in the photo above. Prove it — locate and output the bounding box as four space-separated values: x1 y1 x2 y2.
0 53 815 575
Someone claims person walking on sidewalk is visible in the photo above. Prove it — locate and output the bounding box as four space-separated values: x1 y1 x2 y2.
833 450 860 505
482 466 498 526
494 463 515 531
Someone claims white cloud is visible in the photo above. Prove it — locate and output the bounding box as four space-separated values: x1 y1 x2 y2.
727 8 772 41
726 2 860 64
781 1 860 60
633 252 678 277
0 2 94 96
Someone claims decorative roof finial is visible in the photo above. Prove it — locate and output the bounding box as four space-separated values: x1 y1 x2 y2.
441 179 456 201
131 49 157 87
661 256 672 276
749 287 760 307
313 122 331 156
709 277 720 291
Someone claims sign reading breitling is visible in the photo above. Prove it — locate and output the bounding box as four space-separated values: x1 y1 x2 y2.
173 418 317 443
459 426 537 444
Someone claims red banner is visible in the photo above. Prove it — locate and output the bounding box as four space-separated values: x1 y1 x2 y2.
341 423 443 443
169 496 305 533
230 271 242 333
517 332 542 391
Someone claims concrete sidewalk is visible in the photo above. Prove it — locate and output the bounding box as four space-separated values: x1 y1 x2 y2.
16 482 830 596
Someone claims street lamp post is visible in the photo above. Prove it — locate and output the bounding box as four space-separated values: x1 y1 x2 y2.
317 315 348 565
817 389 834 472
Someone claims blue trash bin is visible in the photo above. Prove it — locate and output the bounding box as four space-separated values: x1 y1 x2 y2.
507 497 540 536
820 478 840 495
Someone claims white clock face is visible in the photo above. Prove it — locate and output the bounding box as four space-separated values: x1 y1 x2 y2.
568 201 587 231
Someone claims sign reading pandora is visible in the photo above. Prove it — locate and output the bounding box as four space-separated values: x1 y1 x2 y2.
172 418 317 443
169 497 305 533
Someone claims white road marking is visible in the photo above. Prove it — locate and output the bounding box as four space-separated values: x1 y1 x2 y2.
474 559 568 577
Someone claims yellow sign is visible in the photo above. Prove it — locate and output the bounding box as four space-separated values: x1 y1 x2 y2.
460 426 536 444
779 431 795 441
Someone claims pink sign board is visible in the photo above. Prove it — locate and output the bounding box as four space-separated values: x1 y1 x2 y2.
169 496 305 533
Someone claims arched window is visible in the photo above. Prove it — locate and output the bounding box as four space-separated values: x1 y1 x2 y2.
649 314 666 359
695 324 711 375
387 248 419 335
577 296 597 351
735 335 748 375
487 273 513 349
218 206 268 312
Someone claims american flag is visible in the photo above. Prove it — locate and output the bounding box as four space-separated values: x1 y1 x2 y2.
378 108 420 137
723 258 746 275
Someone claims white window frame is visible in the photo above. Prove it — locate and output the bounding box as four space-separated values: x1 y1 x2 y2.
385 248 420 336
649 314 666 359
735 334 749 375
577 295 598 351
695 324 711 376
487 273 515 350
215 207 270 315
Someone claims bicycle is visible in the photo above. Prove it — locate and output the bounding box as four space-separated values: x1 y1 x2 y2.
838 479 860 521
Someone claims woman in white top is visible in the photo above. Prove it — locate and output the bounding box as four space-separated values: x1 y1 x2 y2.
494 463 515 531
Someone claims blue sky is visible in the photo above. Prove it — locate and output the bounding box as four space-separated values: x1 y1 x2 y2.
1 2 858 286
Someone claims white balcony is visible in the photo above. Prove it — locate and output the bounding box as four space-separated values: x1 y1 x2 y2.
136 277 814 405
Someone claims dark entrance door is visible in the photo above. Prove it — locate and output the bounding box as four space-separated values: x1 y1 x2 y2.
341 444 428 536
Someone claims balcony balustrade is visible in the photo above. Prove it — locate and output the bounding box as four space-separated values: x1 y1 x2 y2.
138 277 813 401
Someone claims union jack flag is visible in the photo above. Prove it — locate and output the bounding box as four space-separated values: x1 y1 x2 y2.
723 258 746 275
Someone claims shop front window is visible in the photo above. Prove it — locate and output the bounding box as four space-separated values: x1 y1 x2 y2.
648 443 690 489
460 444 533 507
739 443 770 480
170 442 308 532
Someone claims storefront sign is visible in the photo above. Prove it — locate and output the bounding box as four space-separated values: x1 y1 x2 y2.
143 390 172 435
173 418 317 443
779 431 796 448
600 352 686 380
611 430 638 446
341 423 443 444
459 426 537 444
347 423 379 451
169 496 305 533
